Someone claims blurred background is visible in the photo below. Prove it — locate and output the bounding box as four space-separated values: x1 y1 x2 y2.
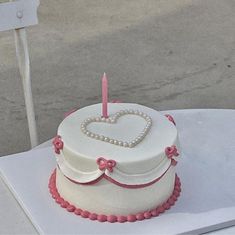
0 0 234 156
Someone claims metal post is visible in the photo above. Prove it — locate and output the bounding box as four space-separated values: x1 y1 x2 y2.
14 27 38 148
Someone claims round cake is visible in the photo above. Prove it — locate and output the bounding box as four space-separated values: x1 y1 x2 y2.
49 102 181 222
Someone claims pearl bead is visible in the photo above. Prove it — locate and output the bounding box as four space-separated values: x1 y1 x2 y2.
80 109 152 148
129 143 134 148
118 141 123 146
123 142 128 147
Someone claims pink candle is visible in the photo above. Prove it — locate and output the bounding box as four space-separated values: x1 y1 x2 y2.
102 72 108 118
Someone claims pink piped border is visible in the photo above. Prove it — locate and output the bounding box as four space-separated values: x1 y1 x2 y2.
48 169 181 223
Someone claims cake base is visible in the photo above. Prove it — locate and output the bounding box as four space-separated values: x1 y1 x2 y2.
48 169 181 223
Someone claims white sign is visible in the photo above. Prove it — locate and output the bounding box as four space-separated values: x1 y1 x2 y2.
0 0 39 31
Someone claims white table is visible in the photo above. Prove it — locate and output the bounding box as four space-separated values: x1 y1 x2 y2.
0 109 235 234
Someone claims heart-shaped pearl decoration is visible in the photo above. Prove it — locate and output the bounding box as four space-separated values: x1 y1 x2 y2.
80 109 152 148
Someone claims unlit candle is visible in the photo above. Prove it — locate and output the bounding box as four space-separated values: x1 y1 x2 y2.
102 73 108 118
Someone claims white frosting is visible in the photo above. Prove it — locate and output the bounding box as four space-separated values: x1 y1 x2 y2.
56 150 171 184
57 103 179 179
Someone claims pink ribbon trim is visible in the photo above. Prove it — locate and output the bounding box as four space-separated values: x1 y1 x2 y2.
58 162 173 189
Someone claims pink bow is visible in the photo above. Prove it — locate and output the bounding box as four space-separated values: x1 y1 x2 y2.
165 145 179 159
96 157 116 172
52 135 64 154
165 114 176 126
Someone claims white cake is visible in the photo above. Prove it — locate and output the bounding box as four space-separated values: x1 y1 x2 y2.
49 103 181 222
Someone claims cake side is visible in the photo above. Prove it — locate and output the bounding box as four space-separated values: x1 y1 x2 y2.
56 166 176 215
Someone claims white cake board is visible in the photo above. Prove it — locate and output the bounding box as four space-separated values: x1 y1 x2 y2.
0 109 235 235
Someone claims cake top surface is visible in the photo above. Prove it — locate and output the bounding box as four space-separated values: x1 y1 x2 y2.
58 103 178 165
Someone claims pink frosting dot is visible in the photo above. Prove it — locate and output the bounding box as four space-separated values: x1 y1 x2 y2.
52 190 57 195
52 193 59 199
136 213 145 221
49 188 55 194
174 191 180 197
67 205 75 212
172 195 177 201
175 186 181 192
49 186 54 191
55 197 64 204
107 215 117 223
89 213 98 220
117 216 127 223
81 211 90 218
151 209 159 217
144 212 152 219
74 208 82 215
127 215 137 222
97 215 107 222
167 198 175 205
164 202 171 210
158 206 165 213
50 185 55 190
61 201 69 208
